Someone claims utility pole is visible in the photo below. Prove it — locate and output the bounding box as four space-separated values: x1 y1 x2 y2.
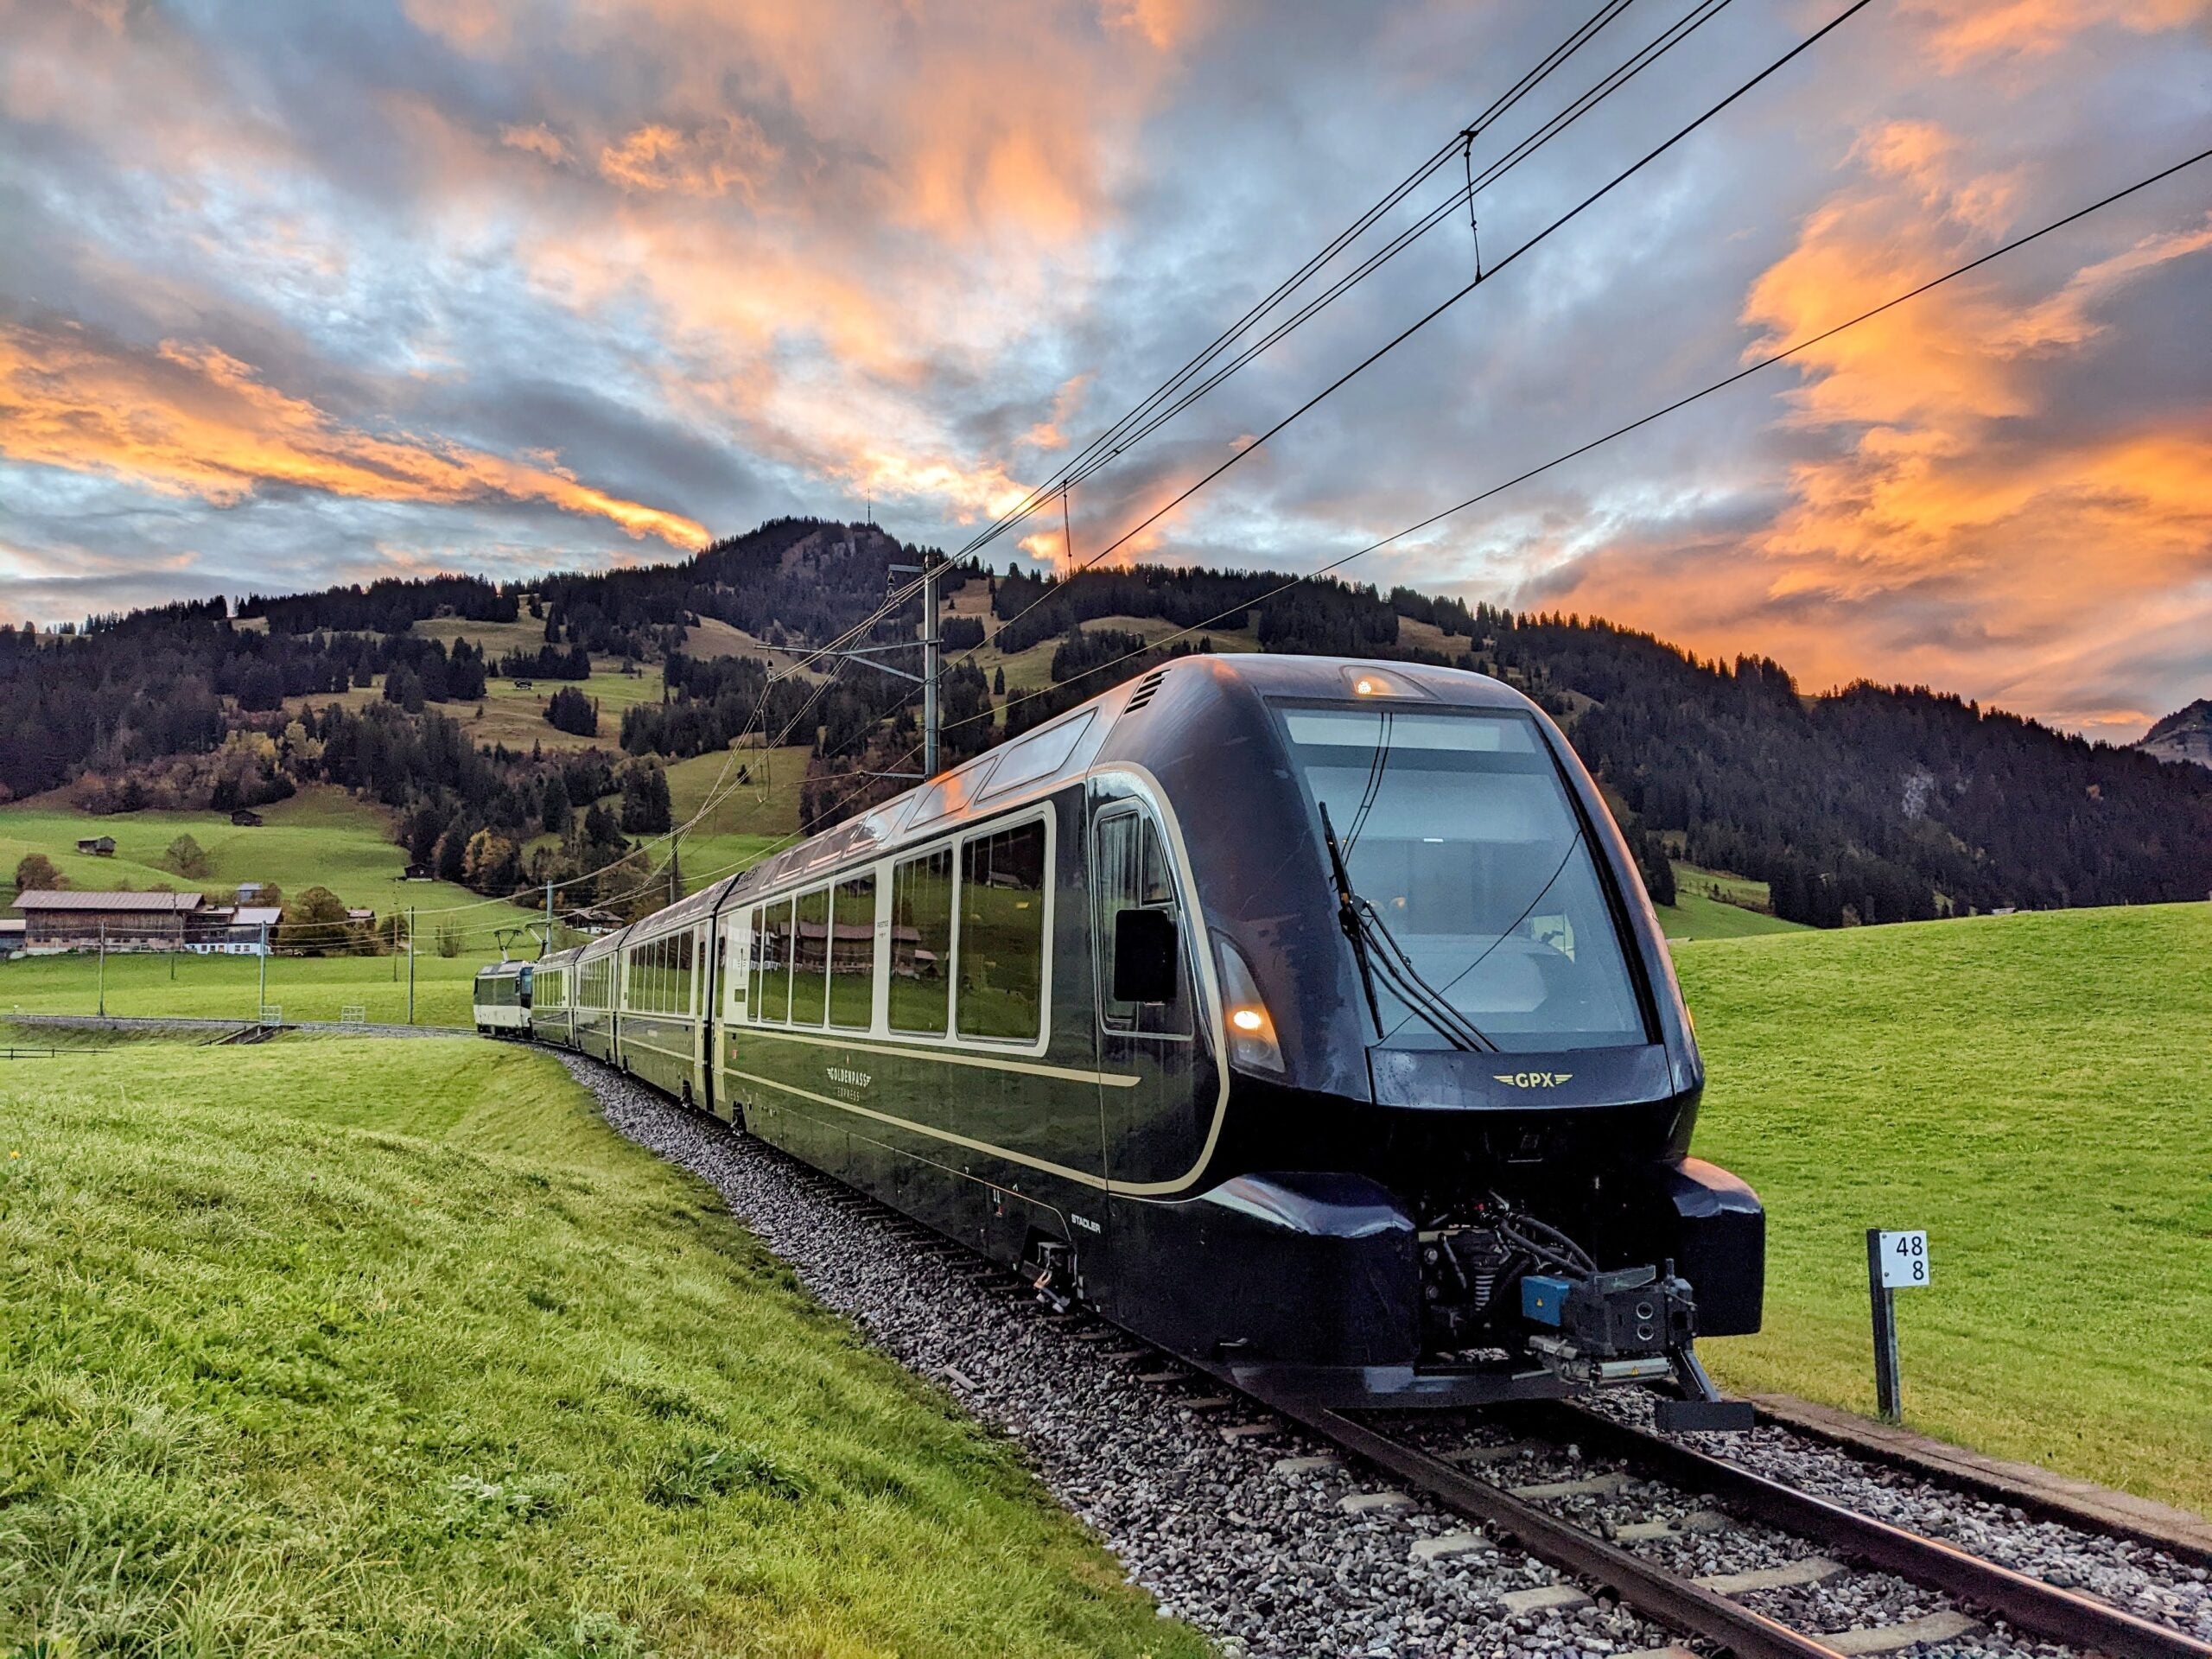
543 878 554 954
257 921 268 1019
921 550 941 779
97 922 106 1017
407 906 416 1026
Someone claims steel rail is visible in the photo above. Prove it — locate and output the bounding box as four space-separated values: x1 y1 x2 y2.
1540 1402 2212 1659
1255 1393 1850 1659
545 1066 2205 1659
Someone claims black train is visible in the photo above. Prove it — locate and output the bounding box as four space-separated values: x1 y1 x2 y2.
512 655 1764 1421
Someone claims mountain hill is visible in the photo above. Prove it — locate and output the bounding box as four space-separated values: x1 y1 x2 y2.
5 516 2209 929
2137 699 2212 770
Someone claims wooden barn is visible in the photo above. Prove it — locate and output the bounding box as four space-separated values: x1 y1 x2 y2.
13 890 204 951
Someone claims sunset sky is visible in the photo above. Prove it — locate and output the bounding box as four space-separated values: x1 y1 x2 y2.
2 0 2206 739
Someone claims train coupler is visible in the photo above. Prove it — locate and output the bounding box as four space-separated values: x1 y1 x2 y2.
1522 1262 1695 1359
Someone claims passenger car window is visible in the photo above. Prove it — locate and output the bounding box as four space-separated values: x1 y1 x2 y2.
829 874 876 1030
1093 809 1189 1036
791 887 830 1026
760 899 794 1024
957 821 1047 1042
888 849 953 1035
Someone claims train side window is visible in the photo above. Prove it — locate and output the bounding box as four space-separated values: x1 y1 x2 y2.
762 899 795 1023
957 821 1047 1043
829 873 876 1030
889 848 953 1035
791 887 830 1026
1094 809 1190 1036
747 907 766 1019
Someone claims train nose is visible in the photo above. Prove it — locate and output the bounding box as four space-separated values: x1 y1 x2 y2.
1367 1042 1681 1113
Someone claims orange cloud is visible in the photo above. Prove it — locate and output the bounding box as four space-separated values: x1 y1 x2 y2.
1525 110 2212 739
400 0 513 58
598 116 776 201
499 122 572 165
0 323 706 547
1021 373 1095 451
1904 0 2210 69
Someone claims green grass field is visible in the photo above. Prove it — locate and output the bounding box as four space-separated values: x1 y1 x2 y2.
1653 862 1802 942
1658 887 1807 942
0 1036 1205 1657
1678 902 2212 1513
278 653 668 756
0 786 480 917
1675 861 1778 912
1 950 485 1027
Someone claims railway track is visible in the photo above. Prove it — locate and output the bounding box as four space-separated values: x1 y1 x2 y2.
1234 1388 2211 1659
582 1062 2211 1659
864 1197 2212 1657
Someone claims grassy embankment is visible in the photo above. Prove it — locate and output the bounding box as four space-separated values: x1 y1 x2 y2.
0 950 482 1027
1677 902 2212 1513
0 1035 1204 1657
1656 862 1805 943
0 786 480 916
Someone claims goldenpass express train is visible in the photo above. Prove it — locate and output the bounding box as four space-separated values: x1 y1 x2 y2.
478 656 1764 1419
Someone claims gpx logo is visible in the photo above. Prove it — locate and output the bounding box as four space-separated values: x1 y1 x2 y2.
1493 1071 1574 1089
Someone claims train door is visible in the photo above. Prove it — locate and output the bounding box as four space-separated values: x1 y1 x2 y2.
713 906 752 1124
1088 780 1203 1187
694 920 714 1116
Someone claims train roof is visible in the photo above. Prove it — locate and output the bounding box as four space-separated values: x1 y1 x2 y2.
573 653 1540 938
474 957 531 978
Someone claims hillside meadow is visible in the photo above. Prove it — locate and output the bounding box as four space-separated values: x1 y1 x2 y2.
1677 901 2212 1513
0 786 480 917
0 1035 1205 1657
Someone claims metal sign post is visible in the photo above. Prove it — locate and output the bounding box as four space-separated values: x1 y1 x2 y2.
1866 1228 1929 1423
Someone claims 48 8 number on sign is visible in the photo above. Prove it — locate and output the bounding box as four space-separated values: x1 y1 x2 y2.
1878 1230 1931 1288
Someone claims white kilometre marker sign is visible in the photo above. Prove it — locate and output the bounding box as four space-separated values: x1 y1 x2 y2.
1877 1229 1931 1288
1866 1228 1931 1421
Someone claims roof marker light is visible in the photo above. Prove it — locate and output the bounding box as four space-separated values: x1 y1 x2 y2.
1338 664 1430 700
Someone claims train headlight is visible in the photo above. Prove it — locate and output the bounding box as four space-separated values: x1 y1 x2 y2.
1214 937 1284 1075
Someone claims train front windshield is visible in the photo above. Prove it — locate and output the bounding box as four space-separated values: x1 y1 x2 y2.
1285 705 1645 1052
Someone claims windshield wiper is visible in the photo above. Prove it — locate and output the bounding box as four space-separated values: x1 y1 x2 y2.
1319 803 1497 1053
1319 802 1386 1034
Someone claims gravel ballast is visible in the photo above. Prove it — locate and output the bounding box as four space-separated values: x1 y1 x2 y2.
568 1056 2205 1658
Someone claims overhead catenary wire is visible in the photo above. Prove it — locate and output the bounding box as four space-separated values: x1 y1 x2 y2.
950 0 1649 567
917 143 2212 749
379 645 855 925
766 0 1651 683
970 0 1877 664
1036 0 1740 509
